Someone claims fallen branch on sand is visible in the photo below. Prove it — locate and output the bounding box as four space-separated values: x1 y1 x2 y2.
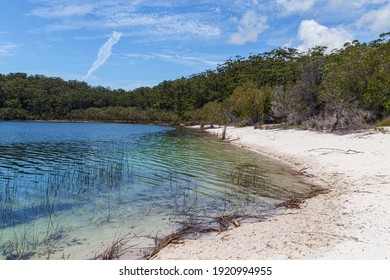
308 148 363 155
148 228 190 259
296 231 364 243
284 197 305 209
148 215 246 259
283 186 330 209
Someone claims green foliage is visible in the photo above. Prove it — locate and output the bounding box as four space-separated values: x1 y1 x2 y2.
321 43 369 106
0 108 30 120
377 116 390 127
196 101 227 126
272 53 323 125
67 106 180 124
362 42 390 117
224 82 273 125
384 100 390 115
0 33 389 131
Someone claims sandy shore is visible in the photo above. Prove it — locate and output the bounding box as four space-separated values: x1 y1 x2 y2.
154 126 390 259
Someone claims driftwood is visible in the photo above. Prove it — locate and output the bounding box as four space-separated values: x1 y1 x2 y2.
306 186 330 198
147 183 329 258
283 197 305 209
308 148 363 155
147 215 244 259
283 185 330 209
148 228 190 259
217 215 242 229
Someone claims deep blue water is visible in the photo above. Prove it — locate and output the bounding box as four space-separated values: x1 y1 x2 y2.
0 122 309 259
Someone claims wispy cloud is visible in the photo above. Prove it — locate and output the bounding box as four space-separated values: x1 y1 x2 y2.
124 53 155 60
0 42 22 56
28 1 221 41
276 0 317 13
105 13 220 40
229 11 268 45
29 4 94 18
124 51 223 68
150 52 222 67
330 0 386 8
356 2 390 33
84 31 122 80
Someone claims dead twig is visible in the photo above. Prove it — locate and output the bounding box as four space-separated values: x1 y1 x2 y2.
147 215 247 259
148 227 191 259
307 148 363 155
95 232 137 260
297 231 365 243
306 186 330 198
217 215 241 229
282 185 329 209
284 197 305 209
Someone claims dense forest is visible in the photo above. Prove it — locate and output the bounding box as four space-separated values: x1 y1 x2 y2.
1 32 389 132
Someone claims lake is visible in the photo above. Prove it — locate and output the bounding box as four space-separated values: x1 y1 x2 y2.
0 122 310 259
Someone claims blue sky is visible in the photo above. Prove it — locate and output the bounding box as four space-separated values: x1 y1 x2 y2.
0 0 389 90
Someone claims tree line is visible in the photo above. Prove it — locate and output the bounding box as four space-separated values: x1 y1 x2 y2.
1 32 389 131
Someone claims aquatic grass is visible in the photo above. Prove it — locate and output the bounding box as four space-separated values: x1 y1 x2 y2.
0 157 286 260
229 162 292 201
94 229 136 260
0 178 21 228
1 157 296 259
42 218 69 260
1 224 40 260
168 175 200 217
0 207 72 260
0 123 311 259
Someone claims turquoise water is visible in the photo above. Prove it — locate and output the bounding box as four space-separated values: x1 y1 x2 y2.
0 122 309 259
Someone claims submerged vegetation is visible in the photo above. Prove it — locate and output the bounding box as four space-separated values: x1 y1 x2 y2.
1 33 389 131
0 122 314 259
0 155 309 259
0 155 135 259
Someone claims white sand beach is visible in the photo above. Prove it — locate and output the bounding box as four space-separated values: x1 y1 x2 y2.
154 126 390 259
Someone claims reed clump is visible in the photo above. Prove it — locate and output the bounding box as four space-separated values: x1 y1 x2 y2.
0 151 138 260
97 236 130 260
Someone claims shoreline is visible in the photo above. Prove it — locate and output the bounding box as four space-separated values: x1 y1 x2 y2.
0 119 175 126
154 126 390 259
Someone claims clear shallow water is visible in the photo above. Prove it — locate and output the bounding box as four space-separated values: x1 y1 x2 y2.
0 122 310 259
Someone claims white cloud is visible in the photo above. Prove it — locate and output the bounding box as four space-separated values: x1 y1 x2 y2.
0 43 22 56
232 0 262 10
29 4 94 18
277 0 317 13
150 52 221 67
124 52 222 68
28 1 221 41
330 0 386 8
124 53 155 60
297 20 353 52
84 31 122 79
107 13 221 39
356 3 390 33
229 11 268 45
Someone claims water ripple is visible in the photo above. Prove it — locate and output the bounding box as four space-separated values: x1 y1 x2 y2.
0 122 310 260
